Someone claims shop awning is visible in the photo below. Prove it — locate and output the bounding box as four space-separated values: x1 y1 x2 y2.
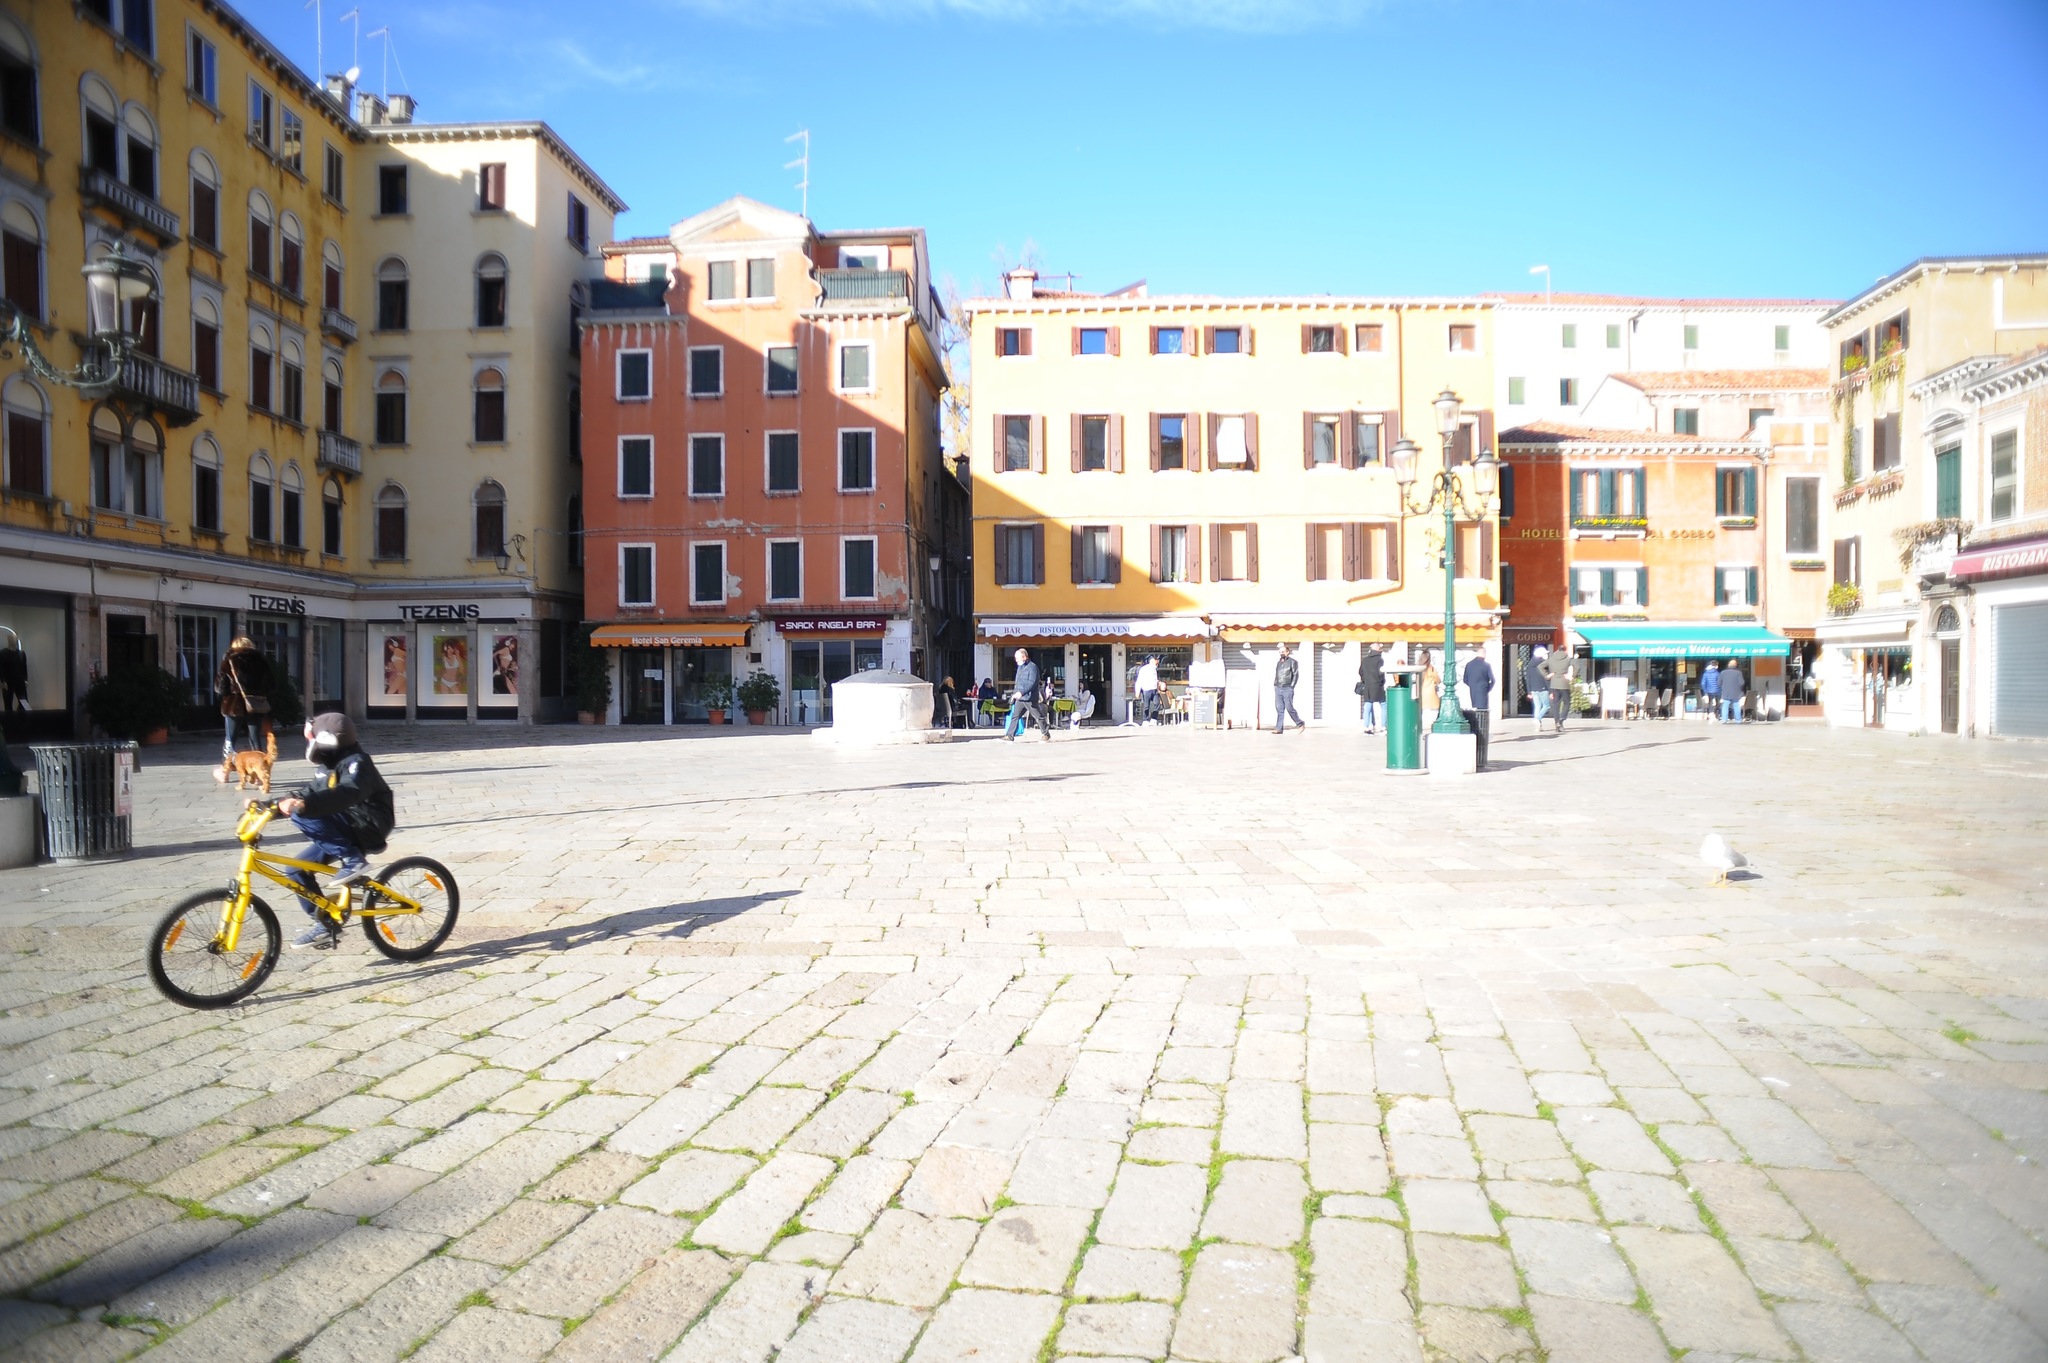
1951 536 2048 584
589 623 750 648
1217 615 1495 644
1573 623 1790 659
979 617 1210 639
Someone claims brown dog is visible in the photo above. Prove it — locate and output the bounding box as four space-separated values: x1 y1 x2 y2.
230 730 279 794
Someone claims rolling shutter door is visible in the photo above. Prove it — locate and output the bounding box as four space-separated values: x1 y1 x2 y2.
1993 602 2048 738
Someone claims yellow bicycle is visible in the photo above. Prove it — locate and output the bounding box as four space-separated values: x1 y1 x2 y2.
146 801 459 1009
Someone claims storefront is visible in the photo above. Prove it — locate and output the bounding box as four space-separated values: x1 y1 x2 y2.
975 617 1211 724
1572 622 1792 718
1954 534 2048 740
587 622 752 725
0 585 73 741
1216 617 1498 728
1503 625 1561 717
1815 610 1917 731
367 601 539 723
769 616 893 725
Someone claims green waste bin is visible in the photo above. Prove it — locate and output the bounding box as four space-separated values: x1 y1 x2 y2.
30 741 137 862
1386 676 1421 770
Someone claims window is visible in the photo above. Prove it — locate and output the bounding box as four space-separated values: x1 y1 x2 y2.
707 259 736 301
766 346 797 395
1574 567 1646 608
1569 468 1646 521
995 524 1044 586
279 107 302 174
1673 408 1699 435
279 337 303 424
841 248 882 271
473 368 505 443
1208 326 1244 354
1559 378 1579 406
473 480 508 559
279 463 302 547
188 150 218 249
1152 525 1191 583
1716 566 1759 607
377 164 407 215
1877 312 1908 355
322 478 342 556
567 383 581 462
475 253 507 327
1715 466 1758 519
566 496 582 568
1990 430 2019 522
3 377 48 496
83 78 118 173
1352 414 1386 467
1748 407 1774 430
842 538 878 600
1210 413 1256 469
248 191 272 279
747 258 774 298
1785 477 1819 553
2 201 42 319
689 434 724 497
1498 462 1515 519
1355 323 1384 353
321 357 342 432
1501 564 1515 607
1452 520 1495 581
768 541 801 601
688 346 723 397
617 349 651 400
1774 324 1791 353
1001 415 1037 472
248 323 273 411
1077 415 1110 471
375 258 407 330
1307 415 1340 467
374 369 406 445
567 193 589 251
122 106 157 198
191 295 219 389
689 542 725 604
278 213 302 295
187 434 219 530
1683 324 1699 350
1839 331 1869 375
1304 325 1339 354
1151 326 1185 355
1606 324 1621 349
1561 323 1577 349
0 18 36 143
1448 324 1476 353
840 429 875 491
999 327 1034 357
1155 414 1187 471
767 432 799 493
1073 525 1119 584
248 79 273 149
373 482 407 559
88 408 160 518
478 162 506 211
323 143 344 204
107 0 153 53
1213 523 1257 581
1508 377 1525 405
619 436 653 498
620 545 654 606
247 452 274 540
322 240 343 311
838 343 873 392
1935 446 1961 520
1872 413 1901 472
1833 536 1860 587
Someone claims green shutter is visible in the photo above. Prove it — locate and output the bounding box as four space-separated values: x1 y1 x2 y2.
1499 462 1516 519
1714 473 1727 518
1569 473 1582 520
1746 567 1759 605
1637 568 1649 607
1743 468 1758 517
1936 449 1961 519
1599 470 1617 516
1600 570 1616 606
1633 468 1646 516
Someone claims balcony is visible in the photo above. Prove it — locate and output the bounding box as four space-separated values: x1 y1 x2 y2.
317 430 362 476
320 307 358 344
106 351 200 427
818 269 911 307
79 165 180 243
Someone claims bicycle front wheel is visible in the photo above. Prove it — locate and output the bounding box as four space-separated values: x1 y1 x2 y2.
147 891 281 1009
361 856 460 960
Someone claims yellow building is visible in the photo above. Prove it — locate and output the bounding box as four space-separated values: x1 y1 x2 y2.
0 2 617 734
963 271 1502 726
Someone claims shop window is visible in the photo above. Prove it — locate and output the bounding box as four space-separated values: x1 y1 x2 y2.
473 367 506 444
374 482 407 559
475 253 508 327
473 480 506 559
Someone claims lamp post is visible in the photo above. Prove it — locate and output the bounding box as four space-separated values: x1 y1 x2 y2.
0 241 158 398
1390 388 1500 736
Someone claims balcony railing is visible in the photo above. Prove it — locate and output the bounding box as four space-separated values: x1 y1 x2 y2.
818 268 910 306
79 165 181 243
317 429 362 476
320 307 358 344
107 352 201 427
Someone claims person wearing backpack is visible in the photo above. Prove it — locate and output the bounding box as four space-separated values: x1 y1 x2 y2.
271 712 396 948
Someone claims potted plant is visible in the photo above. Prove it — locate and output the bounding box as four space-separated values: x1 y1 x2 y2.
567 627 611 723
83 666 187 743
736 670 780 726
700 675 735 725
1827 582 1862 616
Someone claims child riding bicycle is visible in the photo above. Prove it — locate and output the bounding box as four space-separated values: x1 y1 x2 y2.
264 713 395 949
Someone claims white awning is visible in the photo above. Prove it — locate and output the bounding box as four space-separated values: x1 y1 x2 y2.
979 617 1211 640
1813 610 1914 644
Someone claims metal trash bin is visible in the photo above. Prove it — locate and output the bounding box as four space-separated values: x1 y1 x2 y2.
1385 676 1422 771
29 742 137 862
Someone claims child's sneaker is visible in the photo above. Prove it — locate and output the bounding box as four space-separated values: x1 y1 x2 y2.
334 856 370 885
290 923 335 949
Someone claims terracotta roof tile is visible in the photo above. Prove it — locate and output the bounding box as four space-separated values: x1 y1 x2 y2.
1501 421 1711 445
1609 368 1828 392
1486 291 1839 308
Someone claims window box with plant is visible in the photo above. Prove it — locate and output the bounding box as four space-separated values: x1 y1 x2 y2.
1789 558 1827 572
1570 514 1649 532
700 675 735 725
737 669 780 725
1826 582 1862 616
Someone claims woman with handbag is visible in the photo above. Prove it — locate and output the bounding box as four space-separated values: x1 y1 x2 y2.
215 637 273 781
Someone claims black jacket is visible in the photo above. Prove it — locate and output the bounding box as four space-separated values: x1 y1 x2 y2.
291 748 395 852
1274 655 1300 689
1463 655 1496 708
216 648 271 718
1012 661 1041 701
1357 652 1385 701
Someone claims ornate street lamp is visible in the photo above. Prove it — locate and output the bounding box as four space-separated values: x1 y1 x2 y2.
0 241 158 399
1391 387 1500 736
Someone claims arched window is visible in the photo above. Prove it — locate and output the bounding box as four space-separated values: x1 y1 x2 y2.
249 321 274 412
248 190 273 280
87 405 161 518
375 257 407 331
475 252 507 328
1 198 43 320
374 368 406 445
321 239 343 311
88 406 121 510
472 479 506 559
0 15 41 145
248 452 274 541
80 76 117 176
188 149 219 249
126 416 161 520
191 293 221 390
278 211 304 295
472 366 505 444
1935 605 1962 637
567 381 581 462
373 481 406 560
322 356 343 433
191 433 222 532
2 374 48 497
121 103 156 198
279 335 304 424
279 461 303 548
322 477 344 557
566 493 582 568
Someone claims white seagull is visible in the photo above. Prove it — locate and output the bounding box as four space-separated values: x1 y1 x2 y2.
1700 833 1749 886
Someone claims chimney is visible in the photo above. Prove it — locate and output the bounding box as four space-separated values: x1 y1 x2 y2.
324 73 351 106
1004 268 1037 302
387 94 417 124
352 91 386 125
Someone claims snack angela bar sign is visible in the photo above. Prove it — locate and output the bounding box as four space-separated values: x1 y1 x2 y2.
773 616 888 634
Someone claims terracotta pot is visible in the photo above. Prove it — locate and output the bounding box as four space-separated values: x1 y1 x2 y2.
746 710 769 726
577 711 599 725
707 709 726 725
143 727 170 746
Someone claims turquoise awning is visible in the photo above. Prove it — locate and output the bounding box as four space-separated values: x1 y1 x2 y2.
1574 623 1791 659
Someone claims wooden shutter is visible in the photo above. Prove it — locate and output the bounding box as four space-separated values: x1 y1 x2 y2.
991 413 1003 471
1383 410 1402 458
1305 523 1321 580
1335 325 1348 355
1203 326 1216 354
1480 523 1495 579
1338 413 1353 468
1070 526 1084 583
1833 538 1850 582
1743 468 1758 517
1149 413 1161 472
1342 523 1361 581
1598 471 1617 517
1207 413 1221 471
1633 467 1646 516
1300 324 1313 354
1030 524 1045 584
1071 414 1083 473
1070 326 1082 355
1208 523 1222 580
1017 328 1033 357
1032 416 1045 473
1600 570 1616 607
1149 525 1163 583
1476 409 1495 463
1570 472 1583 520
1243 327 1256 356
1107 526 1123 584
1246 523 1259 581
1499 462 1516 519
1385 521 1400 581
1107 326 1120 356
1638 568 1649 607
1187 523 1202 583
1186 412 1202 470
1109 415 1124 473
1243 413 1259 468
1303 412 1316 469
1746 567 1758 605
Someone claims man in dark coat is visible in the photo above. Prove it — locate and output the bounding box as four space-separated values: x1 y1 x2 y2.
1272 644 1304 734
1357 646 1387 734
1461 649 1497 769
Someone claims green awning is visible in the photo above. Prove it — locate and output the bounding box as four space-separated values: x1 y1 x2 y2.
1574 623 1791 659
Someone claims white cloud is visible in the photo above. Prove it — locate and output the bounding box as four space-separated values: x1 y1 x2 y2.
658 0 1384 32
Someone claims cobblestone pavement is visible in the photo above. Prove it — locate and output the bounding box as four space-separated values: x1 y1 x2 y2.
2 717 2046 1363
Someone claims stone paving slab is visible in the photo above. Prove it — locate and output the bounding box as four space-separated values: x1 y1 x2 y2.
2 719 2046 1361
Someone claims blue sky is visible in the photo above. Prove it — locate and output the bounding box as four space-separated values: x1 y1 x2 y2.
248 0 2048 304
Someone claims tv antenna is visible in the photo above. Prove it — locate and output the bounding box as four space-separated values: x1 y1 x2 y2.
339 7 360 73
365 26 410 99
305 0 322 80
784 129 810 220
1529 263 1552 306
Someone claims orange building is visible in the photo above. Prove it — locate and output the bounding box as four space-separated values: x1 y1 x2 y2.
577 198 958 724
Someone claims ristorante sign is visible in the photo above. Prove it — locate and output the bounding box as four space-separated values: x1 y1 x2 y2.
773 616 889 634
1951 537 2048 585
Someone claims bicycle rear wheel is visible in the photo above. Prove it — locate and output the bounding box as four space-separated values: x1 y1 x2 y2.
361 856 460 960
147 891 281 1009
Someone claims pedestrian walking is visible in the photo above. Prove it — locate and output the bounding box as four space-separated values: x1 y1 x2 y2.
1524 647 1551 733
1701 660 1721 722
1719 659 1747 724
1419 651 1441 728
1461 648 1496 770
214 636 272 782
1006 649 1050 742
1355 645 1387 733
1543 650 1575 733
1271 644 1305 734
1134 656 1163 725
